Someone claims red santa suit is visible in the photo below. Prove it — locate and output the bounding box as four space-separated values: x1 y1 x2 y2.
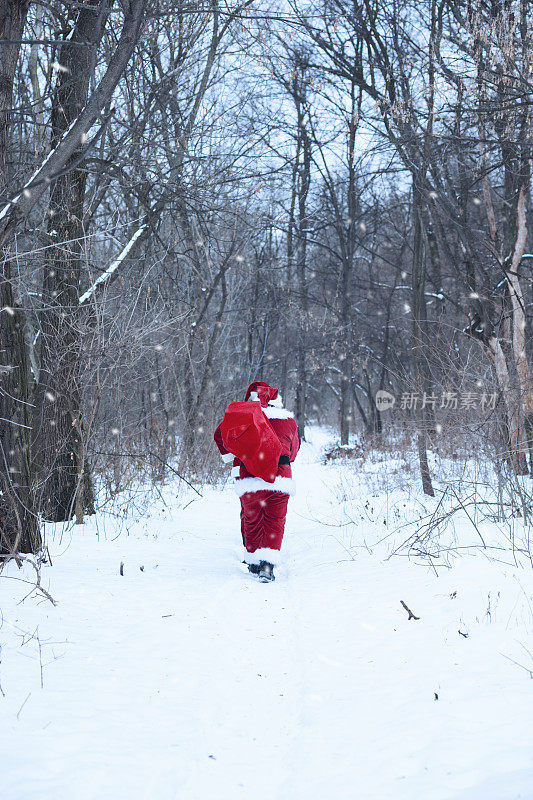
214 382 300 566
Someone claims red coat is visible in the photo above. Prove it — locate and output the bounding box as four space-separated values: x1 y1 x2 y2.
214 383 300 496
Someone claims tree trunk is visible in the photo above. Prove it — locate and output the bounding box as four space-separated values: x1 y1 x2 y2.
33 2 106 521
294 89 311 441
507 184 533 471
339 83 359 446
487 336 528 473
0 0 41 554
412 181 434 497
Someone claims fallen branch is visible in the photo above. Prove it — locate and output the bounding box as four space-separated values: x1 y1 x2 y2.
400 600 420 620
16 691 31 719
0 555 57 606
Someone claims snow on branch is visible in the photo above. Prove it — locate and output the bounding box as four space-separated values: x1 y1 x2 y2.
78 225 147 305
0 0 146 240
0 118 78 223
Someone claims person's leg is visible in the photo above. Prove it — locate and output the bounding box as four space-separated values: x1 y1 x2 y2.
240 492 265 555
240 491 289 575
261 492 289 553
251 492 289 581
239 503 246 546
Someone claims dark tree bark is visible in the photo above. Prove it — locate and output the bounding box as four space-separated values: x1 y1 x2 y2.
27 0 147 521
338 79 361 445
33 1 107 521
0 0 41 554
412 180 434 497
293 58 311 441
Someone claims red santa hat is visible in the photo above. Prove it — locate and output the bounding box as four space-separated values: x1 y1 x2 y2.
244 381 280 407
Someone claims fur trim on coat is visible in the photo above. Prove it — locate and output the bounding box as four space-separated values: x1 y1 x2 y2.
233 475 295 497
243 547 281 566
263 404 294 420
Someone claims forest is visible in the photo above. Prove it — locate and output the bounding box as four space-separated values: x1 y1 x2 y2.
2 2 533 798
1 0 532 556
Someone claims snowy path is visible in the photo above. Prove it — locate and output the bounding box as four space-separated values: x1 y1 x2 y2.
2 432 533 799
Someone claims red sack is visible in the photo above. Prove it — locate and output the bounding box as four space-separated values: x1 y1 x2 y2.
220 401 282 483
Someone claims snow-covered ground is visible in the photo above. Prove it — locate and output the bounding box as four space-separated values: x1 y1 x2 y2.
2 428 533 800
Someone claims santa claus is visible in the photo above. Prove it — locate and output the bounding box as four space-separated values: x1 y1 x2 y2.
214 381 300 582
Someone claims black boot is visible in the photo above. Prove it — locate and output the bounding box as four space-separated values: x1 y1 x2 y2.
246 562 260 575
258 561 275 582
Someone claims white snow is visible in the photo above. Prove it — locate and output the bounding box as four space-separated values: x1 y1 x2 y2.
1 427 533 800
78 225 147 305
0 117 79 223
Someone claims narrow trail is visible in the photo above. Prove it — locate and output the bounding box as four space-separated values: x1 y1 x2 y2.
2 434 533 799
